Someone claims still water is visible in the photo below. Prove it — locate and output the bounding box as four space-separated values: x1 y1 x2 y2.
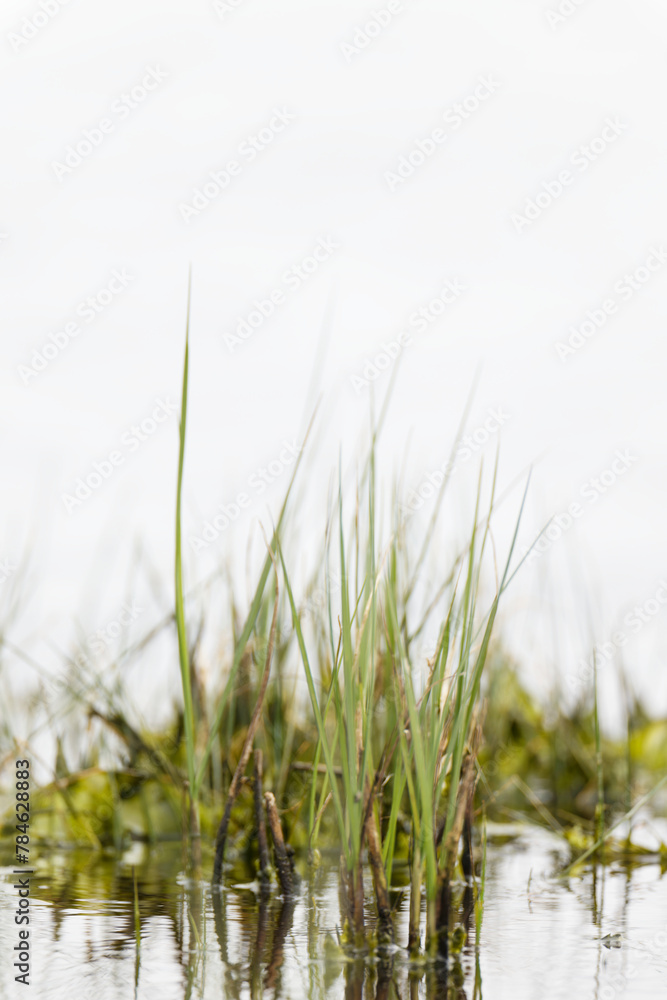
1 826 665 999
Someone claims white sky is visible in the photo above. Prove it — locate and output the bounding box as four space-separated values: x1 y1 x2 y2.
2 0 667 743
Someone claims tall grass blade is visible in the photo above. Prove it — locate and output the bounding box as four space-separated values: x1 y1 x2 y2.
175 272 196 794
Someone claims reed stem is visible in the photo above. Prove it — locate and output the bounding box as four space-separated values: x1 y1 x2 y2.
265 791 294 895
254 749 271 880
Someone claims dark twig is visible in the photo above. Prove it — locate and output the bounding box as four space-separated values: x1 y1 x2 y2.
212 563 279 883
363 779 394 944
264 791 294 895
254 749 271 881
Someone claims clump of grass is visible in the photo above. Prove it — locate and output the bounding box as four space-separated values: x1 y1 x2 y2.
10 290 633 963
383 463 528 956
277 410 528 956
280 433 400 946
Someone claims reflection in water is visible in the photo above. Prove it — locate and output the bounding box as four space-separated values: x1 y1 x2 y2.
251 883 271 997
343 954 397 1000
212 878 298 999
1 829 666 999
264 895 297 993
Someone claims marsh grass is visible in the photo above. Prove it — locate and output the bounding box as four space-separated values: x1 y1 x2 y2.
271 397 533 956
5 309 667 981
385 465 530 954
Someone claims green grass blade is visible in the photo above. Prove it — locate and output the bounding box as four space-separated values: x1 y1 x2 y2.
194 411 317 794
279 543 351 868
175 275 196 793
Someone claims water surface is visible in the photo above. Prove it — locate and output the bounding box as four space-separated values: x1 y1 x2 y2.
2 827 666 999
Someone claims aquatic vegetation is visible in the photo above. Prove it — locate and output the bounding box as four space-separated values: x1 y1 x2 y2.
3 315 667 991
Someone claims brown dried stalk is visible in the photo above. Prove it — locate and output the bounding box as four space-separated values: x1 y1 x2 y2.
264 791 294 895
254 749 271 880
442 712 484 879
362 780 394 944
212 567 279 883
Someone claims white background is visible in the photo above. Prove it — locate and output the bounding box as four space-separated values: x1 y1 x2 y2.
2 0 667 749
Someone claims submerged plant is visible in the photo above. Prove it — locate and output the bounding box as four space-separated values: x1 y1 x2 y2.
383 463 529 956
278 408 529 956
